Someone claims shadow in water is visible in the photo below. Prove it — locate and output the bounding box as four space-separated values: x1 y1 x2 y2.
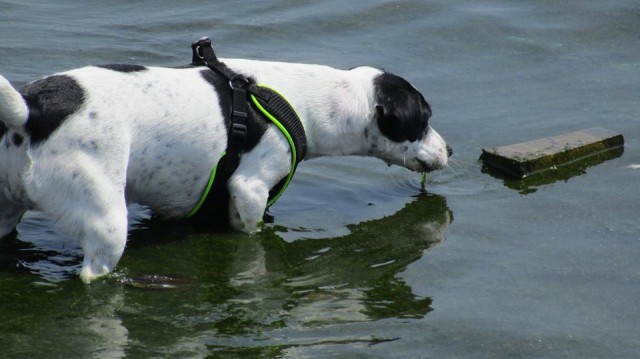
272 192 452 324
481 146 624 194
0 193 452 357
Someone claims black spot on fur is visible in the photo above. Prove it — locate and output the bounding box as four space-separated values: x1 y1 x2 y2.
374 72 431 143
96 64 148 73
12 133 23 146
85 140 98 152
21 75 85 145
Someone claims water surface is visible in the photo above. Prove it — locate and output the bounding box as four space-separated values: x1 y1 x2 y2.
0 0 638 357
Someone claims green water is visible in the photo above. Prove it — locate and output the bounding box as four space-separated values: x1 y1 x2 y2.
1 193 450 357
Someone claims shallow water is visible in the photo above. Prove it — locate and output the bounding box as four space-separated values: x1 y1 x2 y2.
1 0 639 357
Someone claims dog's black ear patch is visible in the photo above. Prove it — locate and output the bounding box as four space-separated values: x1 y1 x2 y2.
374 72 431 143
96 64 148 73
21 75 85 145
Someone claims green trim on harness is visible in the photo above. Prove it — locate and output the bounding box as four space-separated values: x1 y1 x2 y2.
250 85 300 207
187 151 226 218
187 84 302 218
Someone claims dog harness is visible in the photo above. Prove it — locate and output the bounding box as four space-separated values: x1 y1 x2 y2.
186 37 307 222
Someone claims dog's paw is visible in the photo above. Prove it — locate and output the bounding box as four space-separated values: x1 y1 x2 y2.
228 183 269 235
80 267 110 284
229 207 263 235
79 258 116 284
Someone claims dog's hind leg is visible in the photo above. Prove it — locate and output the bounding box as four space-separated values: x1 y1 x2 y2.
76 197 128 283
56 183 128 283
0 148 29 238
0 189 27 238
26 152 130 283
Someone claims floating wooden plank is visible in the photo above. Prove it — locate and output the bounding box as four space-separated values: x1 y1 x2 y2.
480 127 624 178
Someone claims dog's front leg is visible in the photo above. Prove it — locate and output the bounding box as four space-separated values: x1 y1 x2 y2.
227 128 292 234
227 175 269 234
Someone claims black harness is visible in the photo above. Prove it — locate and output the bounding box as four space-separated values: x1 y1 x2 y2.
187 37 307 224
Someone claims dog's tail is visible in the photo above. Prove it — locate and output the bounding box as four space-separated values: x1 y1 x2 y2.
0 75 28 129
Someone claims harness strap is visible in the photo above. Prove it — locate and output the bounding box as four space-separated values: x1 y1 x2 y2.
187 37 307 222
250 89 302 207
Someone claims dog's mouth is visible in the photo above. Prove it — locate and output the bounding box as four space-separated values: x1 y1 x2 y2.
414 144 452 173
416 158 441 173
382 157 443 173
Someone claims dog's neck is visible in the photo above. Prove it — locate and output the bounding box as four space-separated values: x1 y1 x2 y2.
223 59 381 158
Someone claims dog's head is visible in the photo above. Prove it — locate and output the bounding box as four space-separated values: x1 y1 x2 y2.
365 71 450 173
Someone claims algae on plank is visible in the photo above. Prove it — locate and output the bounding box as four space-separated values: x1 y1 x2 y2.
480 127 624 178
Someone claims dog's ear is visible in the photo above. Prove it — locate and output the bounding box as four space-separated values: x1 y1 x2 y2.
376 104 407 143
374 72 430 143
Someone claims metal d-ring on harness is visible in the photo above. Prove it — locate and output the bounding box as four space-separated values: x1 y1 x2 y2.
187 37 307 223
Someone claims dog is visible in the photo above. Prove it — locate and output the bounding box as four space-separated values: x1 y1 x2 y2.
0 55 450 283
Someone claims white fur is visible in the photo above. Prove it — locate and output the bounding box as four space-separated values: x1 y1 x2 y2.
0 59 448 282
0 75 28 128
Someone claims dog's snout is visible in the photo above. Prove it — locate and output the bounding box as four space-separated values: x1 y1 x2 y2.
416 157 442 173
446 144 453 157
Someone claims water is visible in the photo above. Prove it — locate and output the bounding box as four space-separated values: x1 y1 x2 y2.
0 0 638 357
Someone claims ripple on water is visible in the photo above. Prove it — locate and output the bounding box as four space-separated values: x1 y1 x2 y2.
268 157 437 241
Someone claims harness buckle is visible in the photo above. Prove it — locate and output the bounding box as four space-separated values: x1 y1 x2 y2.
229 75 250 90
230 123 248 144
191 37 211 65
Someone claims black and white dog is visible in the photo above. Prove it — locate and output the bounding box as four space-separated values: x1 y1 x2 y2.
0 56 450 282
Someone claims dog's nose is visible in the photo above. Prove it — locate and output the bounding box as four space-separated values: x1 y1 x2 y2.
446 144 453 157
